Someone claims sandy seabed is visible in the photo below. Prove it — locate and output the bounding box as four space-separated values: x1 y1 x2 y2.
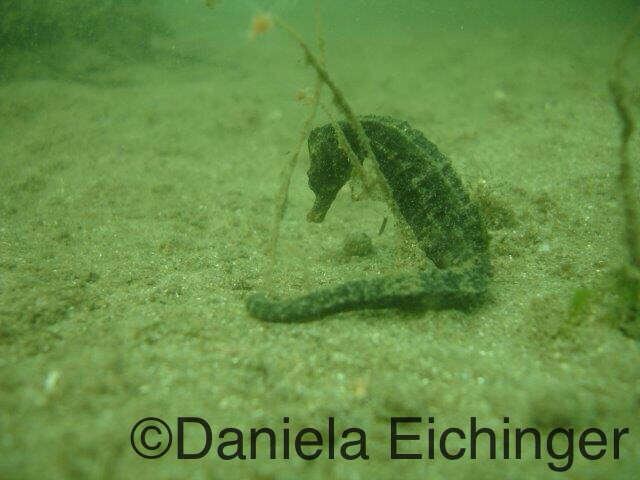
1 1 639 478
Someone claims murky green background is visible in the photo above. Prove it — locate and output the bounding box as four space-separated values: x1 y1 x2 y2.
1 1 639 478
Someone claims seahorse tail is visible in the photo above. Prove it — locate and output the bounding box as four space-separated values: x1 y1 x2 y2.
245 263 487 322
245 277 418 323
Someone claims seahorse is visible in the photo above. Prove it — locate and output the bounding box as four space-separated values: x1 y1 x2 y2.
246 115 490 322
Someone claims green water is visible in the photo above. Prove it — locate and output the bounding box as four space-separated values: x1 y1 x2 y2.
1 1 639 478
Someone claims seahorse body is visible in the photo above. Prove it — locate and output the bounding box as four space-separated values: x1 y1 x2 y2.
246 115 490 322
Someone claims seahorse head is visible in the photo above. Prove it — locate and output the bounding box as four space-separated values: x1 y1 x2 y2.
306 124 352 223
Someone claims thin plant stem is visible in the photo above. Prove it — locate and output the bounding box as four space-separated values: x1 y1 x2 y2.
609 11 640 324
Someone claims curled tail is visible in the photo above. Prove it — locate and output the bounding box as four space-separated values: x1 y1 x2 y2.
246 259 488 322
